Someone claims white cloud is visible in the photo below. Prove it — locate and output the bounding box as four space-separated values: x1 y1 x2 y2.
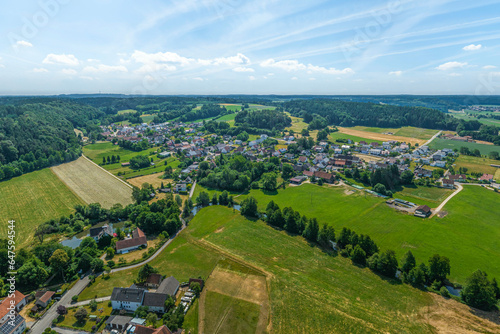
83 64 128 74
131 50 193 66
267 73 275 76
193 77 204 81
309 77 316 81
463 44 482 51
33 68 48 73
80 76 94 80
436 61 467 71
135 64 176 74
249 76 256 80
61 69 77 75
260 58 353 75
202 53 250 66
389 71 402 76
43 54 79 66
291 77 298 80
87 59 100 63
14 40 33 48
483 65 496 70
449 73 462 77
233 67 255 72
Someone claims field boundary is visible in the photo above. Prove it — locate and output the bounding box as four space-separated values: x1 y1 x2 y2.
82 155 133 189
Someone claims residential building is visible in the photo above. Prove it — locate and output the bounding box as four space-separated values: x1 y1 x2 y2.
35 291 55 308
111 288 145 312
414 205 431 218
116 228 148 254
157 276 180 297
89 224 113 242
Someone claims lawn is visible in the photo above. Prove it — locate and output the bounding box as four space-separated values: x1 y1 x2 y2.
217 113 237 121
0 169 85 248
83 142 158 164
393 186 453 208
349 126 439 140
454 155 500 177
429 138 500 156
285 115 308 133
57 301 111 332
117 109 137 115
141 114 156 123
237 183 500 283
183 299 199 334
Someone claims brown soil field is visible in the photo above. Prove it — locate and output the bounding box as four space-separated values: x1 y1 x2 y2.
422 294 500 333
339 127 426 145
127 173 167 188
354 153 385 162
51 156 133 209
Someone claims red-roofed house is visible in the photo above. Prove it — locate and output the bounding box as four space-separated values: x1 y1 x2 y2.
116 228 148 254
479 174 494 183
36 291 55 308
0 293 26 334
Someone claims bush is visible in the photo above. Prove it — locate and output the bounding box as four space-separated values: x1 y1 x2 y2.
72 295 78 303
439 286 451 298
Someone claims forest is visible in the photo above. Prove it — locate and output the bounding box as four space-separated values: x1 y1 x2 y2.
234 108 291 130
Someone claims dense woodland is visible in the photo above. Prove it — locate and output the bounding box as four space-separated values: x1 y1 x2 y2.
235 108 291 130
283 99 475 130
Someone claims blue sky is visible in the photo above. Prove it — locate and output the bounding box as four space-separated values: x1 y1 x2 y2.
0 0 499 95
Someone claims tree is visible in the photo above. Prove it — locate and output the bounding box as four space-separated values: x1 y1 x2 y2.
407 265 426 287
91 258 104 273
49 249 69 277
106 247 115 259
146 312 158 327
164 296 175 312
461 270 497 311
137 264 159 283
134 306 149 318
190 282 201 297
262 172 278 191
302 218 319 242
351 245 366 265
78 252 93 272
18 261 48 288
196 191 210 207
428 254 450 283
369 250 398 278
89 299 98 312
401 250 416 274
211 193 218 205
401 170 414 185
175 195 182 207
74 307 88 323
282 164 294 180
492 277 500 300
373 183 388 196
240 196 258 217
56 305 67 316
317 224 335 248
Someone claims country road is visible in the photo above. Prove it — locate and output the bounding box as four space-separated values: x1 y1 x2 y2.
422 130 442 146
430 182 463 217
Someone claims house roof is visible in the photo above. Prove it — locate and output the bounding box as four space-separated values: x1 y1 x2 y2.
146 273 162 285
133 325 173 334
449 174 466 180
0 291 26 319
142 292 168 308
157 276 180 296
111 288 145 303
106 315 133 326
442 179 454 184
479 174 494 180
38 291 55 304
116 236 147 251
314 171 334 180
416 205 431 213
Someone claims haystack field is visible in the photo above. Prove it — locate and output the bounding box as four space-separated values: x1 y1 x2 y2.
52 156 133 208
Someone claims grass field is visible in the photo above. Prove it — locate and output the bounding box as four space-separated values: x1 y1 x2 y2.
454 155 500 178
449 110 500 127
429 138 500 156
349 126 439 140
393 186 453 208
0 169 85 247
57 301 111 332
117 109 137 114
217 113 237 121
51 157 133 209
237 183 500 283
140 114 155 123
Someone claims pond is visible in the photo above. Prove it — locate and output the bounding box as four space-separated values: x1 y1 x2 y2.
191 203 241 216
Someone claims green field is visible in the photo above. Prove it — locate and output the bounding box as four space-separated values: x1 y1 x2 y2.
117 109 137 114
454 155 500 178
329 131 383 144
429 138 500 156
0 169 85 247
203 291 260 334
393 186 453 208
82 142 177 179
217 113 237 121
450 110 500 127
237 183 500 283
140 114 155 123
349 126 439 140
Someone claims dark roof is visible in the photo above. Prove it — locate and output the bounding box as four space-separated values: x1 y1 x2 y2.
157 276 179 296
442 179 454 184
314 171 334 180
416 205 431 213
133 325 173 334
0 313 25 333
142 292 168 308
106 315 133 326
146 273 163 285
111 288 145 303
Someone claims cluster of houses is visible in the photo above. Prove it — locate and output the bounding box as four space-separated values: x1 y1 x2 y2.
90 225 148 254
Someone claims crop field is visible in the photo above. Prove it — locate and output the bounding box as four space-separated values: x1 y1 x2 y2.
0 169 85 247
127 173 166 188
429 138 500 156
117 109 137 114
454 155 500 177
140 114 155 123
349 126 439 140
339 127 427 145
329 131 383 144
217 113 237 121
285 114 308 133
449 109 500 126
51 156 133 209
237 183 500 283
393 186 453 208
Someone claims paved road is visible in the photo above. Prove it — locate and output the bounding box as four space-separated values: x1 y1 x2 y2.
30 277 90 334
422 130 442 147
189 180 197 199
54 327 89 334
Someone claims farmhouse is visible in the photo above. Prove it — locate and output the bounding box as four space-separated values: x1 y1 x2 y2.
442 179 455 189
0 291 26 312
156 276 180 297
479 174 494 183
35 291 55 308
89 224 113 241
414 205 431 218
314 171 335 183
143 292 168 313
115 228 148 254
111 288 145 312
448 174 467 182
145 273 163 288
290 176 307 185
128 324 173 334
105 315 133 331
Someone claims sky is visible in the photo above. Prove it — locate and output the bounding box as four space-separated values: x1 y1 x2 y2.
0 0 500 95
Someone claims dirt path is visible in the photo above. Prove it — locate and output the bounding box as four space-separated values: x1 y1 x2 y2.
422 130 442 146
430 183 463 218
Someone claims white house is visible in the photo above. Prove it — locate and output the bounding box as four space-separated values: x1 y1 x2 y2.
111 288 145 312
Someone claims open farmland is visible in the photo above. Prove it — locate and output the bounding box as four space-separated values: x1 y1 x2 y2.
329 131 383 144
51 156 133 209
237 183 500 283
349 126 439 140
453 155 500 177
338 127 427 145
0 169 85 247
429 138 500 156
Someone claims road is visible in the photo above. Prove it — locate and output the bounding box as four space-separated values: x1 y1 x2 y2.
30 277 90 334
422 130 442 147
430 183 463 218
189 180 197 199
